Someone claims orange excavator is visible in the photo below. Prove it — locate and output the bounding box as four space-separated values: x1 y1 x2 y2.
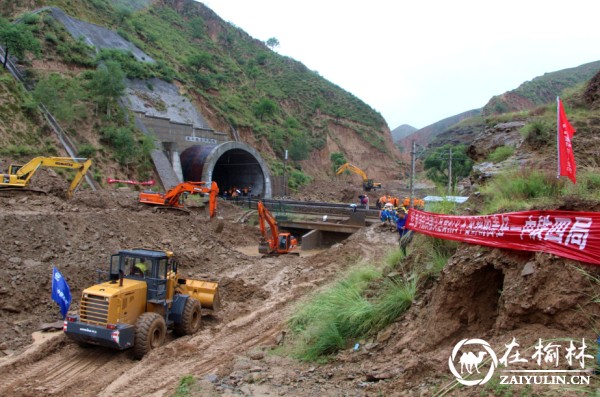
139 181 219 218
257 201 299 256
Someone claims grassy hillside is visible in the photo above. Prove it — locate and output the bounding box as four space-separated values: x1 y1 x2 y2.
0 0 395 187
402 61 600 156
482 60 600 115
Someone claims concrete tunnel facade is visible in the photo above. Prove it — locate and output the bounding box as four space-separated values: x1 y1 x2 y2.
180 141 272 199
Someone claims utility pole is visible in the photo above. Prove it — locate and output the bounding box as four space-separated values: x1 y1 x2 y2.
283 149 288 197
448 147 453 195
410 140 416 209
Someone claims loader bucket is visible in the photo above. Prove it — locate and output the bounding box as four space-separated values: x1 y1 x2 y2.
184 279 220 311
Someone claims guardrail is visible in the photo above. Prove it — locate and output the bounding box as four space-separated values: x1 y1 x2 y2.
226 196 381 218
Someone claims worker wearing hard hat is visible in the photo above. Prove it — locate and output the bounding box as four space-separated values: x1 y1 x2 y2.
133 260 148 277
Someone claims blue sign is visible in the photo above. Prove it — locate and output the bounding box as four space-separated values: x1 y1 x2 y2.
51 267 71 319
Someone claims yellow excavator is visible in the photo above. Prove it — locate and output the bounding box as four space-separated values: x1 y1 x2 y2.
64 248 220 359
335 162 382 191
0 156 92 198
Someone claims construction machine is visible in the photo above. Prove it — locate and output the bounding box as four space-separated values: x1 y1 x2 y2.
64 248 220 359
335 163 382 191
0 156 92 198
139 181 219 218
257 201 299 256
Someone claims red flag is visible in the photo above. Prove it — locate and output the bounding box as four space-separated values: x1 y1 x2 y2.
557 97 576 184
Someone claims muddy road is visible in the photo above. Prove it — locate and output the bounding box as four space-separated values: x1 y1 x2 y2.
0 179 399 396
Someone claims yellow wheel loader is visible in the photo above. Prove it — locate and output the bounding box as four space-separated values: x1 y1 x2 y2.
64 249 220 359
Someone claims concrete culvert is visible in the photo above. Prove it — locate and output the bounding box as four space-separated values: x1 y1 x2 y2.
180 142 272 199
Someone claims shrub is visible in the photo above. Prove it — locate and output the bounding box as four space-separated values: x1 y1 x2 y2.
288 168 312 190
173 375 197 397
288 265 381 361
78 143 97 158
287 262 417 361
330 152 346 174
100 125 139 166
480 168 564 213
21 13 39 25
521 120 552 146
487 145 514 163
289 136 309 161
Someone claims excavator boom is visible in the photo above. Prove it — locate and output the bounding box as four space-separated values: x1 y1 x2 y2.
1 156 92 198
139 181 219 218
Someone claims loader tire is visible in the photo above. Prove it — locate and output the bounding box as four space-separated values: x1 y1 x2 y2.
174 297 202 336
133 312 166 359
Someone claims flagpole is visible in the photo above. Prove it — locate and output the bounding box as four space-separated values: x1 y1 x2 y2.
556 96 560 179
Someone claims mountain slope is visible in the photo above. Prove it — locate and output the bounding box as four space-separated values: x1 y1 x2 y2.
0 0 401 185
397 108 481 153
399 61 600 155
483 60 600 115
391 124 416 143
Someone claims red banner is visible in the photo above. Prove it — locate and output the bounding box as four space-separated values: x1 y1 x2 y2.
406 209 600 265
107 178 156 186
557 97 576 184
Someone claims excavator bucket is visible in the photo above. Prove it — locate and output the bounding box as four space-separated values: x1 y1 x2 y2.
214 217 224 233
258 238 270 254
182 279 220 311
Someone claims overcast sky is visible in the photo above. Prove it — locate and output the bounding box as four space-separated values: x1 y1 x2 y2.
203 0 600 130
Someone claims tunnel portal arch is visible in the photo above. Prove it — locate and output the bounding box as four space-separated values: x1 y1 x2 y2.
180 142 272 199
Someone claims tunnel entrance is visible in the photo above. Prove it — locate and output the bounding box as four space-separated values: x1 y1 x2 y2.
180 142 272 199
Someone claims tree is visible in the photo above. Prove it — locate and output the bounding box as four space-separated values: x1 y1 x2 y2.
32 73 86 124
186 51 212 72
115 6 132 24
189 17 205 39
0 18 40 68
265 37 279 50
87 61 126 118
423 144 473 192
330 152 347 174
254 98 277 121
289 135 309 161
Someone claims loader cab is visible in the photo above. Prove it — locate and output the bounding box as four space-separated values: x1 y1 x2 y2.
109 249 169 279
109 249 175 302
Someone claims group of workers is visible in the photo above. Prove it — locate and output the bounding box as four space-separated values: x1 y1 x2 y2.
379 203 408 232
222 186 252 198
374 194 415 255
376 194 425 210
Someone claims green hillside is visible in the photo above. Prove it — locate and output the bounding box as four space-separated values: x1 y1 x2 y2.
483 60 600 115
0 0 392 185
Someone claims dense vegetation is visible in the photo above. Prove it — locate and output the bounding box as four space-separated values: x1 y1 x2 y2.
0 0 390 186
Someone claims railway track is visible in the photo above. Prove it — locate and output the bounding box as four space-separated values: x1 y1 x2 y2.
227 197 382 218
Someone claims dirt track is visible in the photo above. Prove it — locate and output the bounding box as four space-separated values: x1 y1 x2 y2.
1 175 599 396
